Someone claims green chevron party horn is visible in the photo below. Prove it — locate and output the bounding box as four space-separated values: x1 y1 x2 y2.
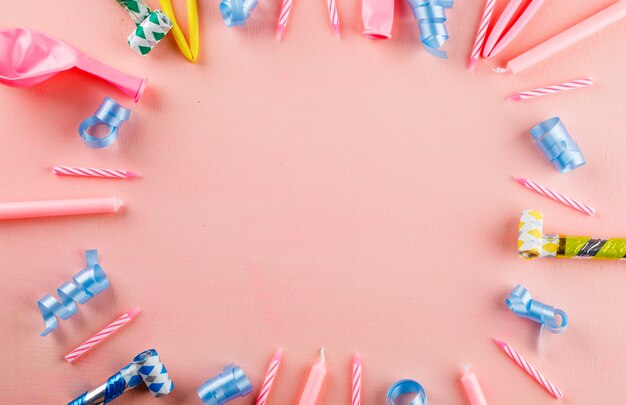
115 0 173 55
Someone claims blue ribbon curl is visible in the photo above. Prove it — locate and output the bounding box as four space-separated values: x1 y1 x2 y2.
79 97 132 148
198 364 253 405
529 117 586 173
506 284 568 334
408 0 453 59
219 0 259 27
37 250 109 336
387 379 427 405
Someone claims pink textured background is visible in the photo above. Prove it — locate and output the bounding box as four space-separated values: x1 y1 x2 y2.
1 0 626 403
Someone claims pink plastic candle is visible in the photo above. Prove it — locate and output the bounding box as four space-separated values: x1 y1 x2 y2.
276 0 293 40
0 197 124 220
487 0 544 58
461 366 488 405
53 166 139 179
483 0 544 58
65 308 141 363
298 348 327 405
514 177 595 216
327 0 340 37
256 348 283 405
468 0 496 70
494 338 563 399
508 77 593 101
501 0 626 74
351 353 361 405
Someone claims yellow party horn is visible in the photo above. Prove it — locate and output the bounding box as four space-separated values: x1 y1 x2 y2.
518 209 626 260
160 0 199 62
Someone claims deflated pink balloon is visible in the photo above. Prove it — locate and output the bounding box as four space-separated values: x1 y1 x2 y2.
362 0 394 39
0 28 146 102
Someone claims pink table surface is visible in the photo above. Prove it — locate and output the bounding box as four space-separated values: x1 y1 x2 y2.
1 1 626 404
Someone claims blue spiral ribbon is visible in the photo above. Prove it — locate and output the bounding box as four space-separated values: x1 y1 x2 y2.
198 364 253 405
37 250 109 336
506 284 568 334
407 0 453 59
219 0 259 27
79 97 132 148
529 117 586 173
387 379 427 405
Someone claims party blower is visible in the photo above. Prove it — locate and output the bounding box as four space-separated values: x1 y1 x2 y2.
0 28 146 102
518 210 626 260
67 349 173 404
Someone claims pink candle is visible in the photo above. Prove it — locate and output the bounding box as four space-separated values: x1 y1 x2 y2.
0 197 124 220
484 0 544 58
468 0 496 70
461 366 488 405
53 166 139 179
514 177 595 216
256 348 283 405
65 308 141 363
508 77 593 101
351 353 361 405
298 348 327 405
502 0 626 74
327 0 341 37
276 0 293 40
494 338 563 399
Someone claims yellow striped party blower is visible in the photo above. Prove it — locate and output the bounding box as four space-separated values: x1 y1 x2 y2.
518 209 626 260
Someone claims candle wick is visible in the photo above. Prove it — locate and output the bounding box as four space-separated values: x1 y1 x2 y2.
319 347 326 364
493 66 507 73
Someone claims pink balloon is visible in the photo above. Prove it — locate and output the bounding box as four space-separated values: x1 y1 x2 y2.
362 0 394 39
0 28 147 102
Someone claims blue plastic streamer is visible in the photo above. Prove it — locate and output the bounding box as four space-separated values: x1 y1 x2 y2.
530 117 586 173
219 0 258 27
407 0 453 59
79 97 132 148
37 249 109 336
197 364 253 405
506 284 568 334
67 349 174 405
387 379 427 405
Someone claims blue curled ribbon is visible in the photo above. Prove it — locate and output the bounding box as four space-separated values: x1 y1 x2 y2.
219 0 259 27
529 117 586 173
407 0 453 59
79 97 132 148
37 250 109 336
506 284 568 334
387 379 427 405
198 364 253 405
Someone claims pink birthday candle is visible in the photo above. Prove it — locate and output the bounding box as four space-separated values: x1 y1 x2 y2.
461 365 488 405
276 0 293 40
53 166 139 179
508 77 593 101
487 0 544 58
351 354 361 405
65 308 141 363
498 0 626 74
493 338 563 399
298 348 327 405
483 0 544 58
256 348 283 405
514 177 595 216
0 197 124 220
327 0 341 37
468 0 496 70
